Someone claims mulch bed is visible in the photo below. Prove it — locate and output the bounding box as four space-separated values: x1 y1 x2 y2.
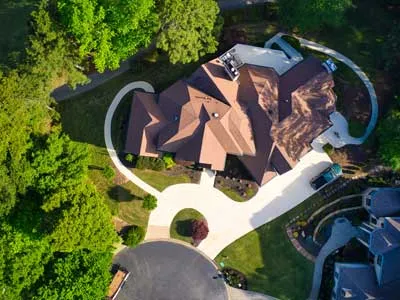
222 267 248 290
163 164 202 184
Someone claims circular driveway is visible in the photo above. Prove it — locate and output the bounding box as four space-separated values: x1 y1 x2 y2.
113 241 228 300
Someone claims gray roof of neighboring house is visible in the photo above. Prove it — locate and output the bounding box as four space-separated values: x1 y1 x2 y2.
369 217 400 286
369 188 400 217
334 263 399 300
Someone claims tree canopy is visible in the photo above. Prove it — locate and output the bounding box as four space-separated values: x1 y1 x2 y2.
34 250 112 300
378 106 400 171
56 0 158 72
279 0 353 32
156 0 222 64
0 222 52 299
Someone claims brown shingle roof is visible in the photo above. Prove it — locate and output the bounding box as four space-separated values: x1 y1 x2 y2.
125 92 166 157
125 51 336 185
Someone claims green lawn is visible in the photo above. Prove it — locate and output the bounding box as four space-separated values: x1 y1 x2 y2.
220 187 246 202
220 187 256 202
0 0 39 67
215 194 324 300
133 169 191 192
170 208 205 244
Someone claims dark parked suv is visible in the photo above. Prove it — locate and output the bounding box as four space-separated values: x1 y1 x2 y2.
310 163 342 190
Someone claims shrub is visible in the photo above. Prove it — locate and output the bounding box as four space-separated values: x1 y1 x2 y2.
192 219 209 246
135 156 165 171
162 153 176 169
142 194 157 211
125 153 134 163
123 226 145 248
102 165 115 180
323 144 334 155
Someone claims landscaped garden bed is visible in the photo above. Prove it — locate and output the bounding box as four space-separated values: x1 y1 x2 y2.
170 208 206 244
222 268 247 290
214 156 258 202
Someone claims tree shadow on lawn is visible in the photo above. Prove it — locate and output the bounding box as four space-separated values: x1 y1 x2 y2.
175 219 193 237
108 185 142 202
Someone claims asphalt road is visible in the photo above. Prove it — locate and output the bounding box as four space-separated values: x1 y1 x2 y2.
113 241 228 300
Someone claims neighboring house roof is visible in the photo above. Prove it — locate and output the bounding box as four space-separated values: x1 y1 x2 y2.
369 217 400 286
125 47 336 185
369 188 400 217
333 263 399 300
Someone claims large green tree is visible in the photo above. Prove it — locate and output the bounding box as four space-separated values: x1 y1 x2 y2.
378 107 400 171
27 1 88 90
34 250 112 300
49 184 118 252
0 222 52 299
0 70 51 216
279 0 352 32
156 0 222 64
56 0 158 72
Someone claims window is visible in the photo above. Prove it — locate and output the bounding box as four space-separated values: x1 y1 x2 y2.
377 255 383 266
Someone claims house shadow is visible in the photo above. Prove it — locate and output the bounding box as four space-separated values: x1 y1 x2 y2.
108 186 142 202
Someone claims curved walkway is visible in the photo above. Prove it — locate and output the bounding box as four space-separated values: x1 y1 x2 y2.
308 218 358 300
105 82 333 259
296 36 378 145
104 81 160 197
313 206 363 244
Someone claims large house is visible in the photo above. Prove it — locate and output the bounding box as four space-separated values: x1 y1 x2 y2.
332 188 400 300
125 44 337 185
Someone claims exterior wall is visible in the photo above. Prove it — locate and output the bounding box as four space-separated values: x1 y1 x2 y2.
374 254 383 286
362 188 378 214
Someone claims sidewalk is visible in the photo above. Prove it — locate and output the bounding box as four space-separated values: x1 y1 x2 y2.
308 218 358 300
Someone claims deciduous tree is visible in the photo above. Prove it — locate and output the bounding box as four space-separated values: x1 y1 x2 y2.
279 0 352 32
56 0 158 72
378 106 400 171
34 250 112 300
156 0 221 64
49 184 118 252
0 222 52 299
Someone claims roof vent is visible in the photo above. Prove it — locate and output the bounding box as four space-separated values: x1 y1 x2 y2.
219 51 241 81
212 112 219 118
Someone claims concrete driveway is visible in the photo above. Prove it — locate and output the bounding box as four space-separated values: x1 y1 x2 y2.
113 241 228 300
148 148 332 258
